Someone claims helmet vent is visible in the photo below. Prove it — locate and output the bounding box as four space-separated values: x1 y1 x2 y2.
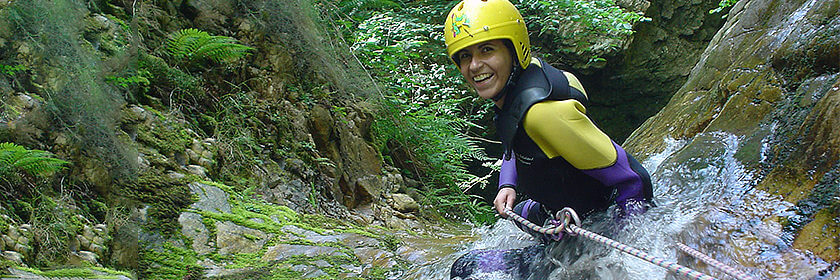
458 2 464 10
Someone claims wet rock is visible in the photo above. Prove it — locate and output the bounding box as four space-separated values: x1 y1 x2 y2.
215 221 270 255
262 244 342 261
188 182 231 213
292 264 327 279
338 232 380 249
353 247 393 267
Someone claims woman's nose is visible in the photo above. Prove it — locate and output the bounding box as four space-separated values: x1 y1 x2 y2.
468 56 483 72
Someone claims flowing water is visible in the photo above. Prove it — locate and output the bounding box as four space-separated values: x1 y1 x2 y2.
406 132 834 280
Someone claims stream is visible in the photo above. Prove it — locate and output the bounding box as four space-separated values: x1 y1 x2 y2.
404 133 833 280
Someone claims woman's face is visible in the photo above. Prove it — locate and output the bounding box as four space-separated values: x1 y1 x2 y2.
456 39 513 100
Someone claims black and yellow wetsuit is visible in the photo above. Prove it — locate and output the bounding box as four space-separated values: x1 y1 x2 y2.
496 58 654 237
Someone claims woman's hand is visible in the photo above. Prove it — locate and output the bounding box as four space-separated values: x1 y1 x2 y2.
493 187 517 217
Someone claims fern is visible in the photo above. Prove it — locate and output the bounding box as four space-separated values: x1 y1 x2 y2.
0 142 68 178
165 28 254 65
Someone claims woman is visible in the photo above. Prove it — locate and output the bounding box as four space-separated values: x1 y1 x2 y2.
444 0 655 243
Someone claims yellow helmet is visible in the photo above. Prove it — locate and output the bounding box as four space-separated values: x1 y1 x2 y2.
444 0 531 70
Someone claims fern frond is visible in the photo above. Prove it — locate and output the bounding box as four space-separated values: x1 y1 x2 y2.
0 142 68 177
165 28 254 65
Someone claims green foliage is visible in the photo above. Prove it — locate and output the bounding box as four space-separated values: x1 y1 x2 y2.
139 241 202 280
7 0 137 180
106 69 151 92
0 142 68 178
710 0 738 16
0 64 26 75
517 0 649 63
139 53 205 101
165 28 254 67
335 2 495 224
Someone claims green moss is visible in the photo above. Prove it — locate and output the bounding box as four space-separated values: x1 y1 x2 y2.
139 242 202 280
13 266 129 279
135 113 192 156
118 171 195 235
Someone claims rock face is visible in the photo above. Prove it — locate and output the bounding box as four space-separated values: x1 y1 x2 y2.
583 0 728 141
624 0 840 263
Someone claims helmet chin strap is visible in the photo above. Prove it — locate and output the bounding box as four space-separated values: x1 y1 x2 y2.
492 62 522 102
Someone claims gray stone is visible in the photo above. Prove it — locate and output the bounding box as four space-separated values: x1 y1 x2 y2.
215 221 270 255
2 251 25 266
17 224 31 235
312 260 331 267
78 234 91 250
353 247 392 267
262 244 342 261
13 243 30 258
93 224 108 236
290 264 327 279
91 236 105 247
338 232 380 249
68 250 99 266
186 148 201 164
14 235 28 246
83 225 95 240
390 193 419 213
6 226 19 240
179 212 212 255
189 182 231 213
186 164 208 178
89 244 106 257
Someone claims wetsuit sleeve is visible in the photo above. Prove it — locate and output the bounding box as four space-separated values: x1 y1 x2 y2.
522 100 651 216
522 100 616 169
498 155 517 190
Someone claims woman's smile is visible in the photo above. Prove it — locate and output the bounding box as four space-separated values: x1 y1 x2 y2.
456 39 513 101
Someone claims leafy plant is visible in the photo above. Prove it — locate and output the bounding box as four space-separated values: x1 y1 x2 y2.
106 69 151 89
0 64 26 76
518 0 649 65
165 28 254 66
0 142 68 178
710 0 738 16
336 3 495 224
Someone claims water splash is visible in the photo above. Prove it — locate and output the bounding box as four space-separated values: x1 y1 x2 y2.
410 131 832 279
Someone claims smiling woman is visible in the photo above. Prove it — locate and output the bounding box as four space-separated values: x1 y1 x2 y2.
442 0 655 278
455 40 514 104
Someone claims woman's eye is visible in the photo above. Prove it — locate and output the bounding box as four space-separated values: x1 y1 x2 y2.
482 46 494 53
459 53 471 60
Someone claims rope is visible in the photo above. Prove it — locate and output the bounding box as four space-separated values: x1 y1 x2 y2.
503 207 718 280
677 243 758 280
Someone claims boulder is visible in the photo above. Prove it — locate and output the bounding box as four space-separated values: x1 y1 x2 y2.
188 182 231 213
389 193 419 213
262 243 343 261
215 221 271 255
178 212 213 255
